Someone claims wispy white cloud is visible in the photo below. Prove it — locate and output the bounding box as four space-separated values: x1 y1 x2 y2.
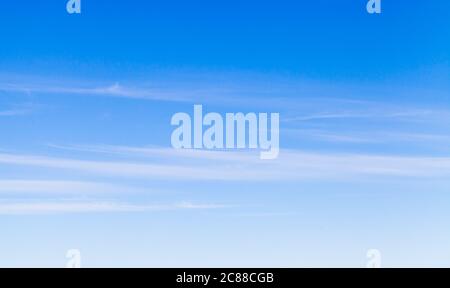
0 151 267 181
0 79 372 111
0 103 37 117
0 180 141 194
0 109 30 116
284 129 378 143
0 202 140 214
3 74 448 112
2 148 450 181
0 81 230 103
175 202 231 209
282 109 441 123
0 201 228 215
46 143 260 162
0 81 195 102
2 74 450 134
285 129 450 144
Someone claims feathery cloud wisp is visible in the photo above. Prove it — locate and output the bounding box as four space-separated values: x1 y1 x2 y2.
2 149 450 181
0 180 142 194
0 201 229 215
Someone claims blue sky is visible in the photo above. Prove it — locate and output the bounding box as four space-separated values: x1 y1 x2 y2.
0 0 450 267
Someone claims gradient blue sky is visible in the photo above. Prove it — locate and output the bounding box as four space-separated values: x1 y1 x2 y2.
0 0 450 267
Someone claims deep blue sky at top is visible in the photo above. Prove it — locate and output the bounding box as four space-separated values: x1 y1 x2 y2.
1 0 449 80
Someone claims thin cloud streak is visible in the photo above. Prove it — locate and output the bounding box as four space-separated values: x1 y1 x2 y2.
0 152 262 180
3 75 449 115
0 180 142 194
0 81 242 103
2 149 450 181
46 144 261 162
0 109 30 116
282 110 439 123
285 129 450 144
0 201 229 215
